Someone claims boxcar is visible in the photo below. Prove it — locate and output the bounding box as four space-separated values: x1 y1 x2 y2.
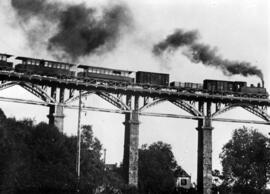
203 79 235 93
0 53 13 71
136 71 169 87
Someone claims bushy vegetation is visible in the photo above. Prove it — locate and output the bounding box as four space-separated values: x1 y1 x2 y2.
0 109 106 194
138 141 191 194
0 108 193 194
213 126 270 194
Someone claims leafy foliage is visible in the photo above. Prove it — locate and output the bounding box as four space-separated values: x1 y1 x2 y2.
0 110 105 194
219 126 270 193
138 141 180 194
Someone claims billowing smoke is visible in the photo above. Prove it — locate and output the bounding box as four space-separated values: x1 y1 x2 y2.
153 29 264 85
11 0 61 20
153 29 198 55
11 0 133 61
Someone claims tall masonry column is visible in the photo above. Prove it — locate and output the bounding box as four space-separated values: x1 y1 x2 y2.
197 101 204 193
123 95 140 187
53 88 65 132
197 101 213 194
47 87 65 132
48 86 57 126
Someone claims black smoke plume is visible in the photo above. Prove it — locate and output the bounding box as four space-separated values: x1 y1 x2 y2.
153 29 198 55
153 29 264 84
11 0 61 20
11 0 133 61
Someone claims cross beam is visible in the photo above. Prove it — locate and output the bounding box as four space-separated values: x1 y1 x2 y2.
0 96 269 125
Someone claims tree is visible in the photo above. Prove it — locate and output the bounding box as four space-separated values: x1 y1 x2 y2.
0 118 34 194
0 109 106 194
220 126 270 193
138 141 179 194
79 125 105 193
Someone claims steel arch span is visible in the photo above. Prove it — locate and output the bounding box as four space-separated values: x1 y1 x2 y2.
65 91 130 111
0 81 55 103
0 81 18 91
139 98 203 116
212 103 270 122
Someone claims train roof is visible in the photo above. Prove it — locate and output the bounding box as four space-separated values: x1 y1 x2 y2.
16 56 75 66
136 71 169 76
203 79 246 83
78 64 133 74
0 53 12 58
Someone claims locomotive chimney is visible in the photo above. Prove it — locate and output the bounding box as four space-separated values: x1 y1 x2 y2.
262 80 264 88
257 83 261 88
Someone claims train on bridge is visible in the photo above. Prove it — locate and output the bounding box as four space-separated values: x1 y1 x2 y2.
0 53 268 98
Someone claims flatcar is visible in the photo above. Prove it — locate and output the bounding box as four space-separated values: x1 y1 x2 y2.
0 53 13 71
136 71 169 87
15 57 75 78
77 65 134 85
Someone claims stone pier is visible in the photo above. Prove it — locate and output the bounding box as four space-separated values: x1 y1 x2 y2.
197 102 213 194
123 96 140 187
48 104 65 132
47 87 65 132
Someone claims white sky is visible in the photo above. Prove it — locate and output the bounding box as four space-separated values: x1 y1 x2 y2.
0 0 269 183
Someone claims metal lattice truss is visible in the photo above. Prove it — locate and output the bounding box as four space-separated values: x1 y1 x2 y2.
169 100 203 116
139 98 166 111
65 91 130 111
0 81 55 103
0 81 18 91
65 91 95 103
212 103 270 122
139 98 203 116
19 82 56 103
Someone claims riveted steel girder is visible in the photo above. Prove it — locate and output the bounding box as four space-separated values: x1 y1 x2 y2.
65 91 130 110
139 98 166 111
170 100 204 116
0 81 55 103
65 91 95 103
139 98 203 116
0 81 18 91
212 103 270 122
19 82 56 103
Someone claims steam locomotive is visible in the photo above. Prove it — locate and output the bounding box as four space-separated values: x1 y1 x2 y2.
0 53 268 98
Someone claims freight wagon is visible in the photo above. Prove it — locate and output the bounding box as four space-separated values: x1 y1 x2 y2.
136 71 169 87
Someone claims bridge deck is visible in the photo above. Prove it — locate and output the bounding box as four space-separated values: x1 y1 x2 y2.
0 71 269 106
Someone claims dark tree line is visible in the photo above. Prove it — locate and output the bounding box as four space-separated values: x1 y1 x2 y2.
2 107 269 194
0 109 105 194
0 108 191 194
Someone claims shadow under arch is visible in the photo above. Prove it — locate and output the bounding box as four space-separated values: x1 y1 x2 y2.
65 91 130 111
139 98 203 116
212 103 270 122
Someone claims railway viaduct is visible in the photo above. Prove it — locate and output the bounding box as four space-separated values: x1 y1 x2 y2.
0 71 270 194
